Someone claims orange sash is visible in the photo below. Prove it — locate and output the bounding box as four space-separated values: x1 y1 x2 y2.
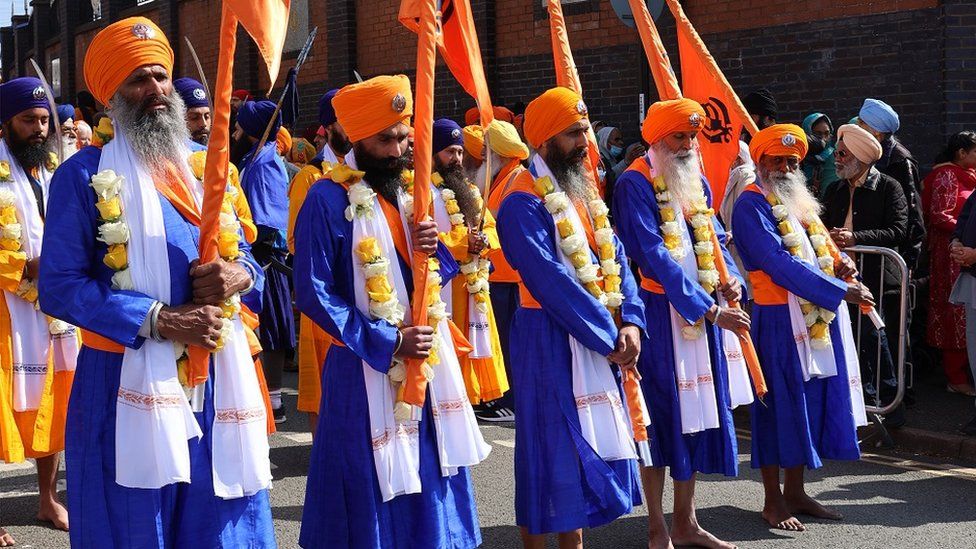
639 276 665 294
81 329 125 353
741 183 790 305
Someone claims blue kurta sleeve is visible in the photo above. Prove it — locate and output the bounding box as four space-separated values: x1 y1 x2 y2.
293 183 399 373
235 225 265 313
497 191 618 356
616 236 645 332
731 191 847 310
241 142 289 233
612 170 714 324
38 150 155 348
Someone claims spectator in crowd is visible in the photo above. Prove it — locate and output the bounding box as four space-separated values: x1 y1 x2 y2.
801 112 839 198
461 123 485 188
949 164 976 435
925 131 976 395
74 120 92 149
719 141 756 293
172 77 211 149
56 104 77 160
276 127 300 181
823 124 907 424
288 137 316 166
75 90 97 124
742 87 777 131
312 124 327 152
595 125 645 209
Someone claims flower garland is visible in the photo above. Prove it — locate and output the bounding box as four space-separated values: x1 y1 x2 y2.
432 173 492 314
766 193 836 349
650 175 721 340
534 175 624 312
0 183 38 307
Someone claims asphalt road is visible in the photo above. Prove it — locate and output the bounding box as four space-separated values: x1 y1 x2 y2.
3 376 976 548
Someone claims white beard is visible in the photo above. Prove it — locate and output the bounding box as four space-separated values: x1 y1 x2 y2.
761 168 822 223
61 138 77 160
650 143 704 212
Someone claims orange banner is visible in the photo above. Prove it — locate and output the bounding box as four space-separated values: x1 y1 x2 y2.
665 0 757 207
627 0 681 101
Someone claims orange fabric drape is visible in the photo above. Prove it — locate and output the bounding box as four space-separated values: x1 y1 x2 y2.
627 0 681 101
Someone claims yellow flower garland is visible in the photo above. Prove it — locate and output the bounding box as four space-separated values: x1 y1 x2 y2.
0 184 38 307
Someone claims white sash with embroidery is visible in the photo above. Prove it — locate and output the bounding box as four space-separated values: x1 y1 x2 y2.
718 293 753 408
347 152 489 502
530 156 636 461
0 140 78 412
105 129 270 498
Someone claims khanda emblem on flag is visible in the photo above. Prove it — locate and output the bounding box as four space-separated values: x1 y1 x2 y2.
699 96 734 145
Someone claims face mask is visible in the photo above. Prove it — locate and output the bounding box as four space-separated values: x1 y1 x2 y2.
610 145 624 159
597 166 607 181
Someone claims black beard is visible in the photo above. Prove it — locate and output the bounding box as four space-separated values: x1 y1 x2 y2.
328 130 352 156
545 145 590 203
435 159 480 223
192 131 210 146
3 126 52 170
355 143 409 205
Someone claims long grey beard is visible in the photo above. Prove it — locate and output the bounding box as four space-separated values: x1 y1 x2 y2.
761 167 822 223
650 142 703 211
109 91 191 176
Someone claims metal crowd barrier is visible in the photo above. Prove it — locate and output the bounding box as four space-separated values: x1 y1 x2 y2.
845 245 909 446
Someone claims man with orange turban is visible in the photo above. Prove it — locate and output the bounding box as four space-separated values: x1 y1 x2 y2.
461 124 484 185
39 17 274 546
495 86 644 546
613 98 750 549
292 74 488 548
732 124 873 532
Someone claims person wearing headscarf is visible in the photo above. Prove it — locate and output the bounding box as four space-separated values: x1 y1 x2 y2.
595 125 646 211
613 98 747 549
461 124 484 185
495 86 644 545
235 99 296 425
0 77 76 544
287 88 351 436
742 87 778 132
464 105 515 127
925 132 976 397
288 137 316 166
39 17 274 546
822 124 907 426
800 112 839 198
275 127 301 182
732 124 872 532
292 74 487 548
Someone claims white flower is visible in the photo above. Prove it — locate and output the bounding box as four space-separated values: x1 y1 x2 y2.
690 214 710 228
0 189 15 209
370 298 403 322
427 301 449 322
225 184 239 198
693 242 713 256
655 191 671 204
544 192 570 214
559 233 586 256
475 301 489 314
811 337 831 350
660 221 681 236
219 212 239 233
820 310 836 324
809 234 828 249
388 362 407 383
111 268 134 290
595 227 615 246
771 204 789 220
393 401 414 422
219 318 234 344
173 342 187 359
90 170 124 200
363 258 390 279
460 260 481 275
682 324 703 340
668 247 688 261
441 188 456 201
818 256 833 270
782 232 802 248
449 213 465 226
388 306 406 327
588 199 609 218
426 268 443 286
466 278 489 294
601 259 621 276
97 221 130 245
223 293 242 314
576 263 601 284
401 195 415 220
1 223 21 241
344 205 356 222
605 292 624 309
698 269 720 288
421 363 435 381
597 292 609 306
804 310 820 327
48 318 71 335
348 182 376 206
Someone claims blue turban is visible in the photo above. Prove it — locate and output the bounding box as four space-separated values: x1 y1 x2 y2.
432 118 464 154
859 98 899 134
56 104 75 123
0 77 51 125
173 77 209 109
237 100 280 139
319 88 339 127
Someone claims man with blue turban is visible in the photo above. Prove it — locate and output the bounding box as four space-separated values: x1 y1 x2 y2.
236 99 296 424
173 77 211 148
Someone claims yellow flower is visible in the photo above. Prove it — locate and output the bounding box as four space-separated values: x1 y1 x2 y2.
366 275 393 295
814 246 829 257
800 302 816 315
556 218 575 238
188 151 207 180
693 226 711 243
368 289 394 303
330 163 366 184
0 207 17 226
19 282 38 303
660 207 676 222
220 199 235 214
701 282 716 294
599 242 615 260
428 257 441 271
103 243 128 271
0 238 20 251
431 172 443 186
696 254 715 270
474 292 488 303
788 246 801 256
604 275 621 293
445 200 461 215
45 152 59 172
0 161 10 181
92 117 114 147
96 196 123 221
809 322 829 341
177 356 189 387
217 231 240 259
663 234 681 249
401 169 415 186
356 237 382 263
765 194 780 206
533 176 554 197
592 215 609 229
652 176 667 192
777 221 792 234
584 281 603 298
570 251 590 269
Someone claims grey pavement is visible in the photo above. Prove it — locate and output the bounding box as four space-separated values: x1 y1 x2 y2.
3 376 976 548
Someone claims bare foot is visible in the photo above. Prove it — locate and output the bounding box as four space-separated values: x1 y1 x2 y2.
786 492 843 521
36 499 69 531
0 527 15 547
762 501 805 531
648 529 674 549
671 524 736 549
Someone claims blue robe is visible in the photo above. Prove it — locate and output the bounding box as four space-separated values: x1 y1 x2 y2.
293 178 478 549
38 147 275 548
495 173 645 535
612 166 740 481
731 187 860 469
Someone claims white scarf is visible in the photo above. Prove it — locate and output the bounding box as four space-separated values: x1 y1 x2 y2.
530 155 636 461
429 184 492 358
0 140 78 412
346 152 489 502
104 129 271 498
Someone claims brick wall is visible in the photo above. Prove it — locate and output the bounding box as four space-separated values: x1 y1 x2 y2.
177 0 223 83
73 27 101 96
942 0 976 140
685 0 939 34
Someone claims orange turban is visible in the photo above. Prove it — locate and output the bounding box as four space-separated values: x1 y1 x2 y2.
464 106 516 126
83 17 174 106
462 125 484 160
276 127 293 156
332 75 413 143
523 87 589 149
641 98 706 145
749 124 808 164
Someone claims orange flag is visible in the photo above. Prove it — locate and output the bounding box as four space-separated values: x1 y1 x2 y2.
400 0 494 125
627 0 681 101
664 0 757 206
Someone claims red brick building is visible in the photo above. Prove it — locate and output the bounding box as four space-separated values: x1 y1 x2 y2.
2 0 974 164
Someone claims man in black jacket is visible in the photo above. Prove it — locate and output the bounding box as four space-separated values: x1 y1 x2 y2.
824 124 908 425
